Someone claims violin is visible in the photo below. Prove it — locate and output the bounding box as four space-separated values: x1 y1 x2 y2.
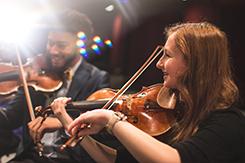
36 45 174 151
36 84 177 148
0 54 63 95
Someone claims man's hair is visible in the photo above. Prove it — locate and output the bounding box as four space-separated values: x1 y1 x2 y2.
46 8 94 38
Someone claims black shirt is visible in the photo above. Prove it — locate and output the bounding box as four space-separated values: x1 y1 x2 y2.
173 108 245 163
116 107 245 163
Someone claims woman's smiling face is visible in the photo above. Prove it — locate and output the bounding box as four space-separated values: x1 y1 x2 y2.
156 32 187 89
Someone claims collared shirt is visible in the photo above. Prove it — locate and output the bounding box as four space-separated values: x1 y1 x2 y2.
56 58 82 97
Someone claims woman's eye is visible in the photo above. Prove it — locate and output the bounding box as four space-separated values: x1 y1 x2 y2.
164 53 171 58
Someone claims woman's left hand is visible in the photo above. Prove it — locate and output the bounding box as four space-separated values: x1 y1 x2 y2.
68 109 114 136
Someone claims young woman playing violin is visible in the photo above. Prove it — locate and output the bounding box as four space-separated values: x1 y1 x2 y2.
50 22 245 163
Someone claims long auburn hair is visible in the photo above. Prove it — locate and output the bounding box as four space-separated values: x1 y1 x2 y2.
166 22 239 142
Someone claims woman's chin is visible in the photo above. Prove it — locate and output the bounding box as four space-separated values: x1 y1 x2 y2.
163 82 169 88
163 81 175 89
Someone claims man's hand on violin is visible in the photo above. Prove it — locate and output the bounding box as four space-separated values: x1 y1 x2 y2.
28 116 63 143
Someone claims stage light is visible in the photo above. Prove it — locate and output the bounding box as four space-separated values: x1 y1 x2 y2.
91 44 101 54
77 31 87 40
0 7 40 44
105 5 114 12
104 39 112 47
93 36 104 46
79 48 88 58
93 36 102 43
76 40 85 48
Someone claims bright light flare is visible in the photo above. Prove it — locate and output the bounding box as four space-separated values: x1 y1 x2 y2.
0 8 40 43
77 31 87 40
91 44 101 54
104 39 112 47
79 48 88 58
93 36 104 47
105 5 114 12
76 40 85 48
93 36 102 43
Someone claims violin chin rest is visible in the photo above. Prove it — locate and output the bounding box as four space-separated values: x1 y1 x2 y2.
157 87 176 110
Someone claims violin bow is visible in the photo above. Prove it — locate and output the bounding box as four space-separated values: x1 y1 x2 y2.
15 45 35 120
101 45 164 110
15 45 44 155
61 45 164 150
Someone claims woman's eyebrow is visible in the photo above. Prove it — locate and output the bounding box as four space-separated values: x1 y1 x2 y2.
164 48 171 54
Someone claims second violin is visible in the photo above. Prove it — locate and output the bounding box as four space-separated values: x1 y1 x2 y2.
0 55 63 95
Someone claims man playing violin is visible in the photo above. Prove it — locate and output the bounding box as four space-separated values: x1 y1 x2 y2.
0 9 117 163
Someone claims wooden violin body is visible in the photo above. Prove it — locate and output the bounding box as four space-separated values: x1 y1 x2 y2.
0 55 62 95
36 84 176 136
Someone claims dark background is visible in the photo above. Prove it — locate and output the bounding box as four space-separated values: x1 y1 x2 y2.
71 0 245 106
0 0 244 106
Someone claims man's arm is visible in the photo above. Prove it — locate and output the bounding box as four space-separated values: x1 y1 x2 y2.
0 87 46 155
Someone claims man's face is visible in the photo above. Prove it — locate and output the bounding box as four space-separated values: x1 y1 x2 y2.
46 31 78 72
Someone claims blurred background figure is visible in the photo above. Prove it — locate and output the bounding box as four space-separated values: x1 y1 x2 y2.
0 7 113 163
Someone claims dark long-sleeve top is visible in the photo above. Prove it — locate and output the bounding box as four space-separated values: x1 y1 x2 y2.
173 108 245 163
116 106 245 163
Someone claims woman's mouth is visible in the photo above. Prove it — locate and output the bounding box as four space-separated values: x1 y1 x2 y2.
163 71 168 80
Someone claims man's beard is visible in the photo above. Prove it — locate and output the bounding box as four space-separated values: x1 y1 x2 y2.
44 52 77 78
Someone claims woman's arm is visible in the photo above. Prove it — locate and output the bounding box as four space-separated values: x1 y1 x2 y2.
69 109 181 163
50 97 117 163
80 136 116 163
112 120 180 163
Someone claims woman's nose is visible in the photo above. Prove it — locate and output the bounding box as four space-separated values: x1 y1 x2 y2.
156 57 164 69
